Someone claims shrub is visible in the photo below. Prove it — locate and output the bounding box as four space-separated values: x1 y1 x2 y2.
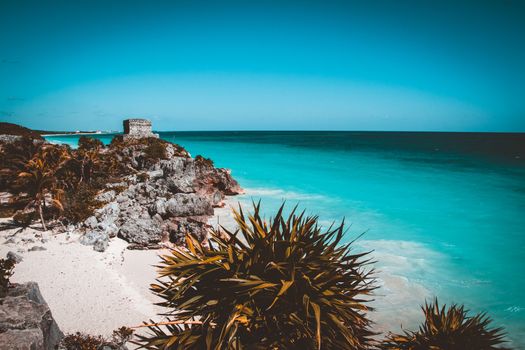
13 209 36 226
144 140 167 160
60 332 104 350
135 203 376 349
195 154 214 167
59 327 133 350
0 258 15 299
61 184 100 223
379 299 511 350
78 136 104 151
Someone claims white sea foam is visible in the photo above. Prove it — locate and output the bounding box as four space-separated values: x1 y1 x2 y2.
355 239 446 334
243 187 329 201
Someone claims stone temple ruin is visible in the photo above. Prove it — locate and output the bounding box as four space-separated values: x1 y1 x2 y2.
123 118 159 140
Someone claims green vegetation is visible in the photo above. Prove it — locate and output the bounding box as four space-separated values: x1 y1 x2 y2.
0 258 15 299
144 139 168 160
60 327 133 350
135 203 376 349
380 300 510 350
1 135 138 227
195 155 214 167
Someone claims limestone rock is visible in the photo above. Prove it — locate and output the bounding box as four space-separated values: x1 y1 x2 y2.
118 217 163 245
79 231 107 246
79 135 242 249
6 251 23 263
166 194 213 217
0 282 63 349
95 190 116 203
93 239 109 252
84 216 98 229
28 246 46 252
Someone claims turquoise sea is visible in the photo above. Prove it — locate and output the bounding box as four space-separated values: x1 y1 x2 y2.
46 131 525 347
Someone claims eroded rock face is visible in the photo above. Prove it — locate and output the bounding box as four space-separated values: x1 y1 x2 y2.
79 140 242 250
0 282 63 349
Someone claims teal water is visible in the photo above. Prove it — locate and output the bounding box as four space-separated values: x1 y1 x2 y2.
46 131 525 346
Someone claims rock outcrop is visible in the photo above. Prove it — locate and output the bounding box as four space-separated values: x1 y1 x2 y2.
0 282 63 349
79 139 242 251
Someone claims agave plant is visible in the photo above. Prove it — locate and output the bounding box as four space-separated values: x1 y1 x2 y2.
380 299 512 350
135 203 376 350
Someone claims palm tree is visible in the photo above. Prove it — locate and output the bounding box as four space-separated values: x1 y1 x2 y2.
16 145 69 230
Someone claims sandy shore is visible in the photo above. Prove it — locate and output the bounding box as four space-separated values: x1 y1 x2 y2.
0 220 163 337
0 196 429 343
0 200 240 340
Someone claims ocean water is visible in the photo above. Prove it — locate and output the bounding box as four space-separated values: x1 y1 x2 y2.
46 131 525 346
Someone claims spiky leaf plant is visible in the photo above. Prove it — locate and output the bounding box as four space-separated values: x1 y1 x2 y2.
380 299 512 350
135 203 376 350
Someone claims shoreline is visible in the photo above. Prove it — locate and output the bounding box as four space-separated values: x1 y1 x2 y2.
0 196 242 339
0 193 428 338
40 132 114 137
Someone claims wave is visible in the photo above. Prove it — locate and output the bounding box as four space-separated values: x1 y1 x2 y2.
242 187 329 201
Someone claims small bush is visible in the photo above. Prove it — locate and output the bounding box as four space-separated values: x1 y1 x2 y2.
62 184 100 224
195 155 214 167
380 299 511 350
112 326 134 344
78 136 104 151
144 141 167 160
0 258 15 299
59 327 133 350
60 332 103 350
13 209 35 227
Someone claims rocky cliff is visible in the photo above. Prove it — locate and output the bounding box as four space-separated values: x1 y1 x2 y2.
77 137 242 251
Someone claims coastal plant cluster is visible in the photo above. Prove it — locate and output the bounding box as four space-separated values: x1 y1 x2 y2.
59 327 134 350
0 134 180 229
134 203 513 350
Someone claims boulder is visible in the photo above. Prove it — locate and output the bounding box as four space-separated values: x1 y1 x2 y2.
6 251 23 263
152 198 167 217
98 221 119 238
79 231 108 246
0 282 63 349
166 194 213 217
84 216 98 229
118 217 163 245
167 218 209 243
93 239 109 252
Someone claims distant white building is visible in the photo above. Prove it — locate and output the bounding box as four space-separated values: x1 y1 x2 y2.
123 119 159 139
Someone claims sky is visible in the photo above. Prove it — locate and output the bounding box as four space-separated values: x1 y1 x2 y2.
1 0 524 132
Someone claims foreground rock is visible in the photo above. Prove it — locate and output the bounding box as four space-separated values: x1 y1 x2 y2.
0 282 63 349
80 138 242 251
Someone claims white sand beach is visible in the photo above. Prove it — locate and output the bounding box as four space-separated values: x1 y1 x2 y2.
0 201 239 339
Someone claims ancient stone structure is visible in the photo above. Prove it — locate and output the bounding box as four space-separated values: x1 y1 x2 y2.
123 118 159 140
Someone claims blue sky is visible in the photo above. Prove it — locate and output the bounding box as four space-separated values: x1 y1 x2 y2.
1 0 524 131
